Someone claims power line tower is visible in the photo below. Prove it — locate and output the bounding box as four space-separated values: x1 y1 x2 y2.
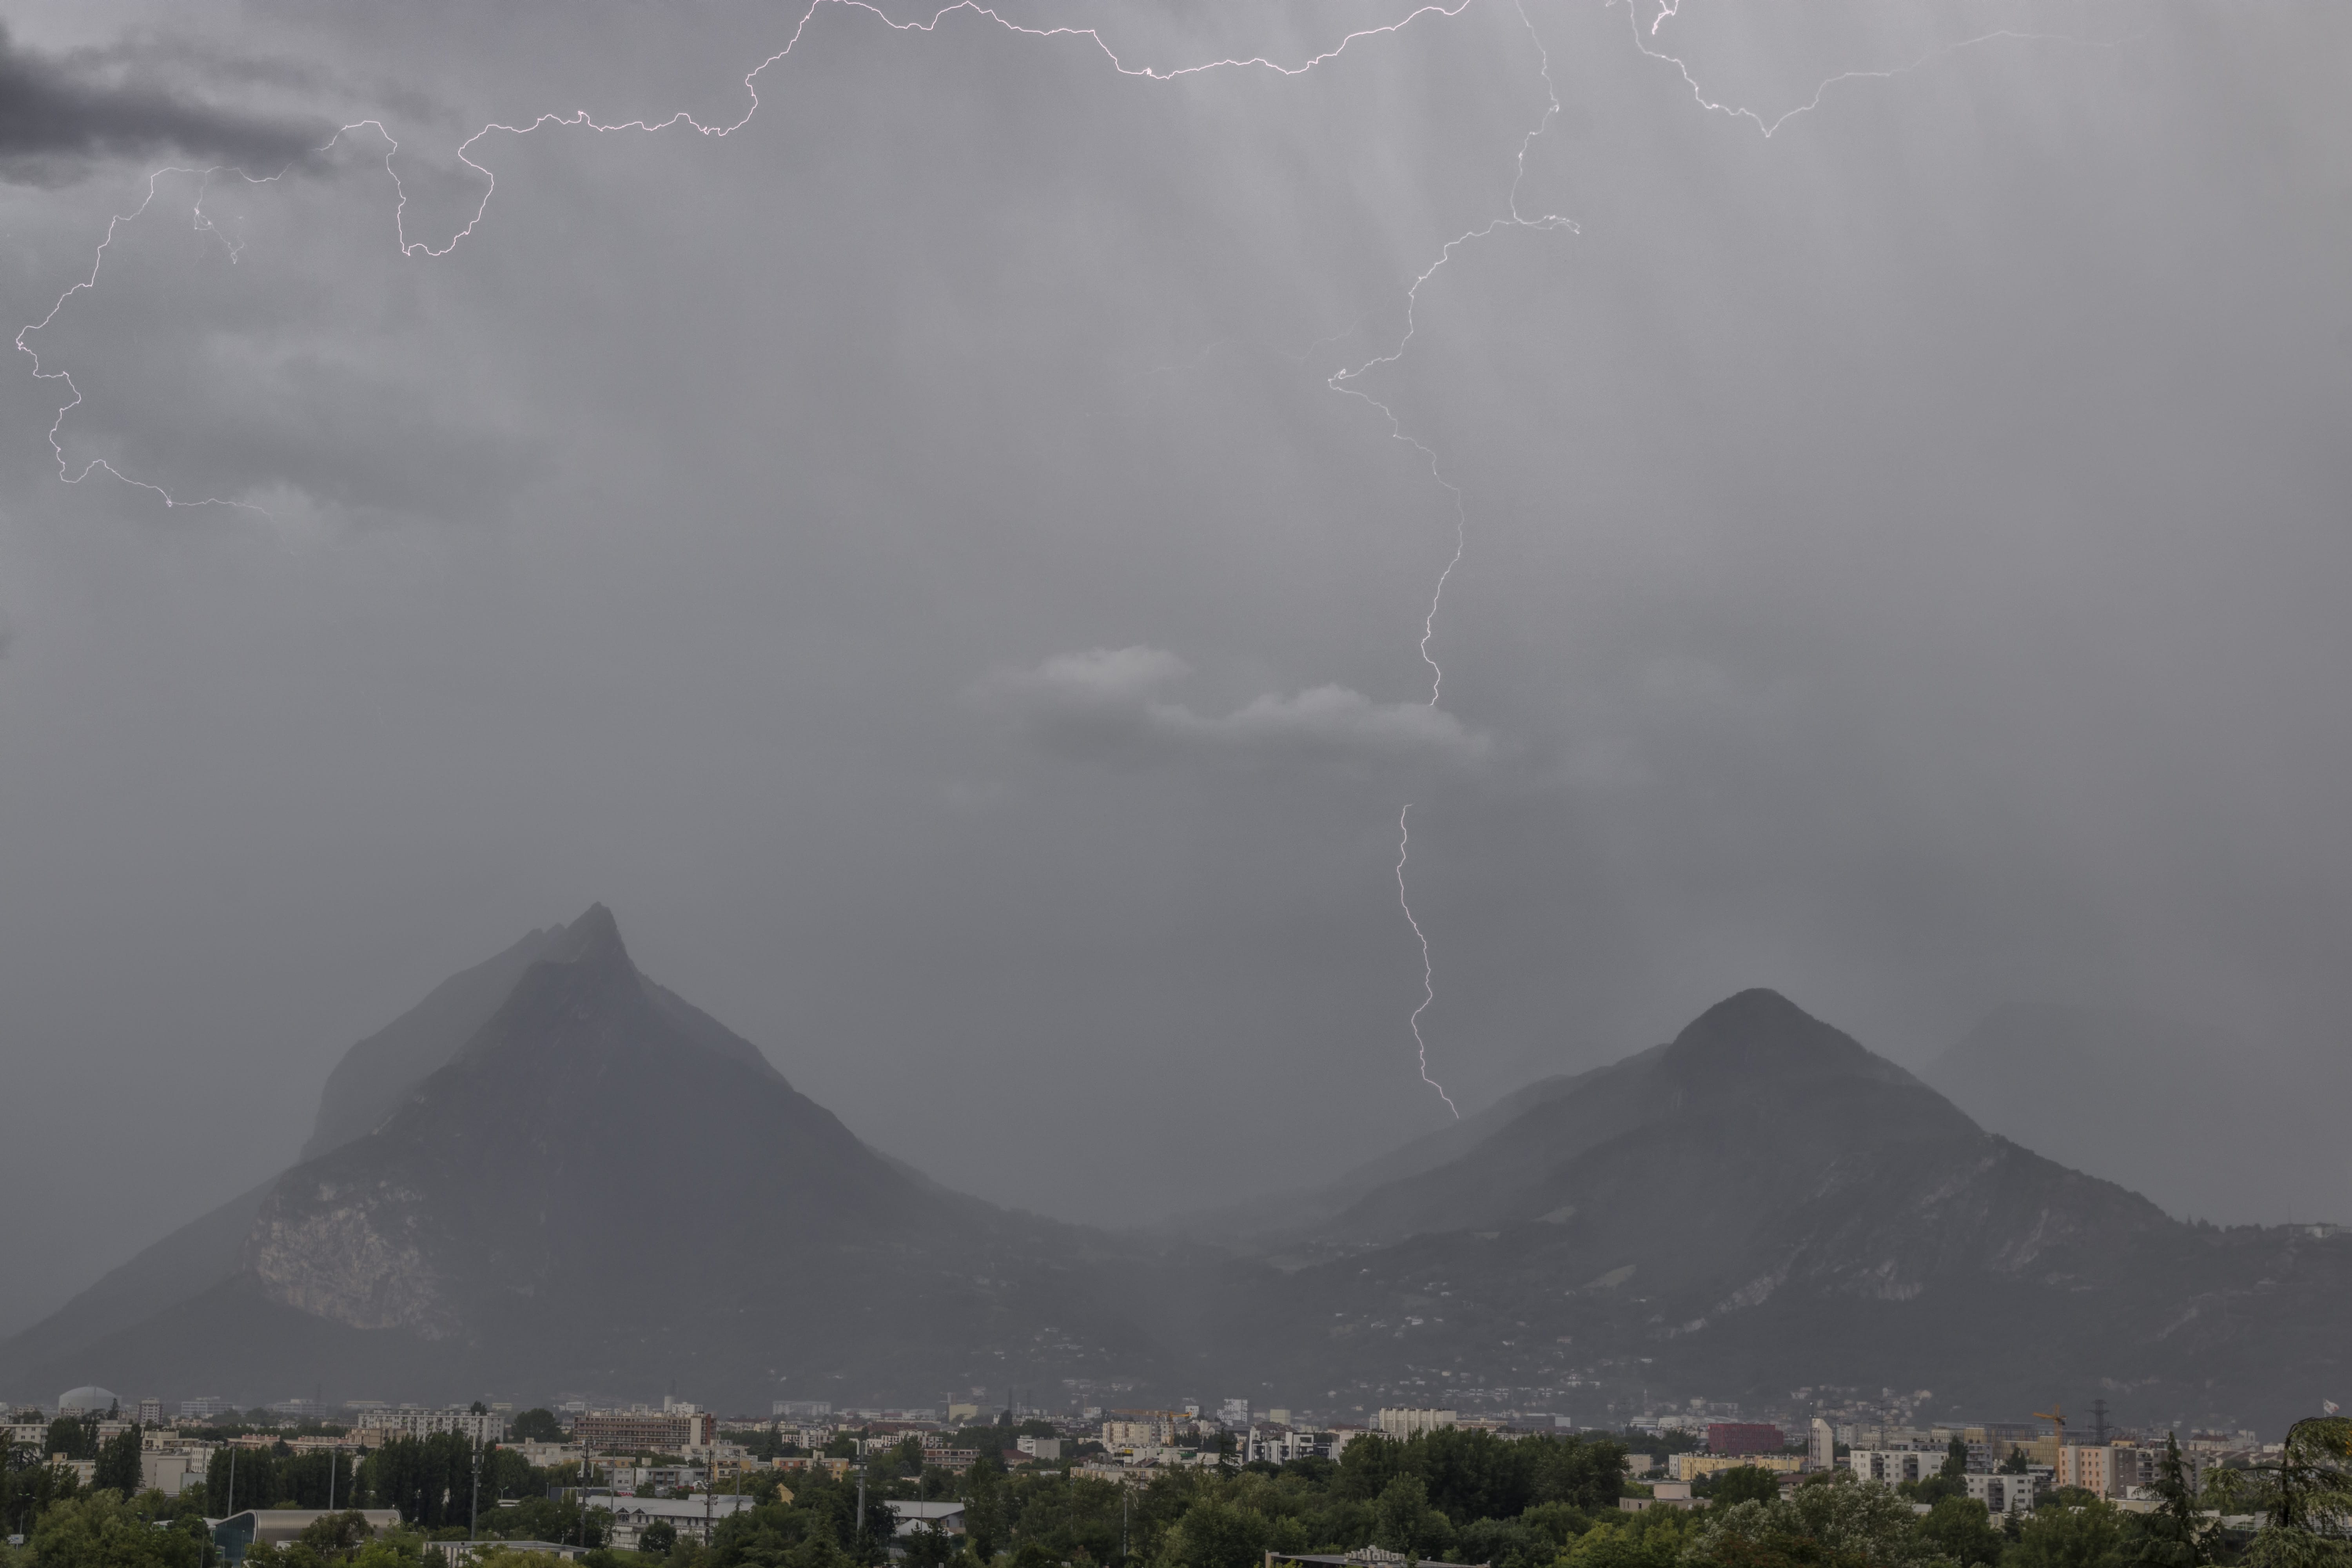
2091 1399 2110 1445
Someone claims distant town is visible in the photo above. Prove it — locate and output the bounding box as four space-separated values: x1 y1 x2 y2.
6 1379 2342 1568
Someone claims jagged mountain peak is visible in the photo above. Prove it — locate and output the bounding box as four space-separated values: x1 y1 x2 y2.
544 901 631 969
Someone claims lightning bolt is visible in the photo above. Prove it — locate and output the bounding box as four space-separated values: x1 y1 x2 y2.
15 0 2101 1116
1626 0 2114 140
15 0 1483 512
1323 0 1571 1118
339 0 1492 261
1396 804 1459 1119
1326 0 2103 1119
15 164 294 512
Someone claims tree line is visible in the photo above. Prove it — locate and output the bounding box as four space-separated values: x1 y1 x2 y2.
8 1416 2348 1568
681 1424 2352 1568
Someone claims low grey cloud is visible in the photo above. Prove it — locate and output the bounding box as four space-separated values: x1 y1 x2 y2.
984 646 1494 772
0 22 324 184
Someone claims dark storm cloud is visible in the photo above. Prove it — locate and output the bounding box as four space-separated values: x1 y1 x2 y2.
6 0 2352 1339
0 21 323 183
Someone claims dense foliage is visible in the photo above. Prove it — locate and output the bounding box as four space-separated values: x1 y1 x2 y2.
675 1432 2341 1568
203 1446 360 1516
6 1422 2343 1568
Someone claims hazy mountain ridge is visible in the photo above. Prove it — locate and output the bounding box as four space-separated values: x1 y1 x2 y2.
1203 991 2347 1430
7 942 2345 1429
1922 1002 2350 1228
1156 1056 1642 1248
298 926 566 1163
1 906 1165 1404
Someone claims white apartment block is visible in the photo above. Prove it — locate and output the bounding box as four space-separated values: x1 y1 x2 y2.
1964 1474 2043 1515
354 1408 503 1443
1101 1419 1175 1449
2058 1445 2162 1498
1375 1409 1458 1439
1849 1450 1936 1485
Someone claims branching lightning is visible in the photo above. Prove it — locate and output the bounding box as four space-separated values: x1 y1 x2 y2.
15 164 294 512
1626 0 2108 140
16 0 2089 1118
15 0 1480 514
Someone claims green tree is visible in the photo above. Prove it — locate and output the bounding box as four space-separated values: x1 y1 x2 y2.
1001 1472 1125 1565
1917 1497 2004 1568
2207 1416 2352 1568
2128 1435 2207 1568
299 1511 378 1556
478 1448 533 1504
349 1530 434 1568
1710 1469 1782 1509
93 1429 143 1496
1374 1474 1454 1557
706 1492 848 1568
48 1417 102 1463
4 1453 85 1542
1943 1440 1968 1483
1519 1500 1592 1553
28 1491 204 1568
208 1445 280 1516
1899 1476 1967 1508
1334 1431 1626 1519
2006 1495 2127 1568
509 1412 567 1446
899 1523 957 1568
964 1462 1008 1563
1156 1498 1269 1568
2000 1452 2031 1476
642 1521 681 1555
1693 1476 1951 1568
1559 1508 1695 1568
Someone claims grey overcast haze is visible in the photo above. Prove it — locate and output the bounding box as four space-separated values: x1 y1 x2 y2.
2 0 2348 1339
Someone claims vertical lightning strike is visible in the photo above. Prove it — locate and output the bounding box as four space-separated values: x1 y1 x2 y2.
1328 0 2094 1117
1326 0 1571 1117
1395 805 1458 1118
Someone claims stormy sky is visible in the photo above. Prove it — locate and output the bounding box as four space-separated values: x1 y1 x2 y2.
2 0 2348 1334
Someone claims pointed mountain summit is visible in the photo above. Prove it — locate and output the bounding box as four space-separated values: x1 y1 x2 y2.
546 900 625 964
1309 987 2004 1250
1660 987 1923 1089
2 906 1156 1404
13 966 2348 1425
1213 989 2352 1428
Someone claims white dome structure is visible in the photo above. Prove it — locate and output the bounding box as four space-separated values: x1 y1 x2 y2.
56 1385 119 1414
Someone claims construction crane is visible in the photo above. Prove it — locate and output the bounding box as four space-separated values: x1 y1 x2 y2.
2034 1405 2066 1446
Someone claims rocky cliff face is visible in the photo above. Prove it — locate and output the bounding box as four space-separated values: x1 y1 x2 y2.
246 1175 455 1337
